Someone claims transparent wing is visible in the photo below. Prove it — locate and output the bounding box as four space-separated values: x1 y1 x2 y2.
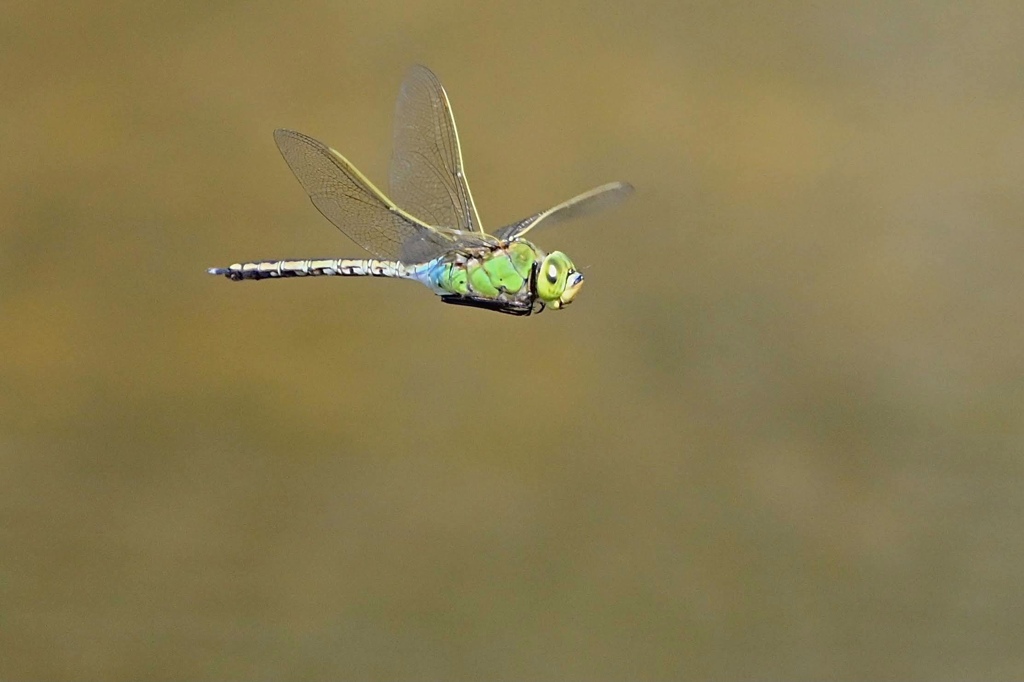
494 182 634 241
274 129 489 263
389 65 484 234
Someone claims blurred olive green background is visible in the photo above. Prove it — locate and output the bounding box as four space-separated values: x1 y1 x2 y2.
3 1 1023 679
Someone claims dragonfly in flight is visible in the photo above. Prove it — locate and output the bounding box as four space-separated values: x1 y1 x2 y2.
209 65 633 316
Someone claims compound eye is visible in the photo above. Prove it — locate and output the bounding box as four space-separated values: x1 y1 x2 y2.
545 261 559 284
536 252 573 303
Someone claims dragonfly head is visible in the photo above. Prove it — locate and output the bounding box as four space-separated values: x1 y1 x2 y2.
536 251 584 310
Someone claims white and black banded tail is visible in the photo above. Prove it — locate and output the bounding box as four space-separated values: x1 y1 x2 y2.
207 258 413 282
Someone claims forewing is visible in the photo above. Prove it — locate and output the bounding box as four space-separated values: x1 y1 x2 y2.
274 128 462 262
494 182 634 241
389 65 484 234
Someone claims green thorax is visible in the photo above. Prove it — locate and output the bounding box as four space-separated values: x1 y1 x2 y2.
427 240 540 303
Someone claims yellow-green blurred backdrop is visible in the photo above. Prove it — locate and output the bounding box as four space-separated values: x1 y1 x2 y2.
3 1 1022 679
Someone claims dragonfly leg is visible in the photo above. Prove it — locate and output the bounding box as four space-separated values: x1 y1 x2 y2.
441 295 534 316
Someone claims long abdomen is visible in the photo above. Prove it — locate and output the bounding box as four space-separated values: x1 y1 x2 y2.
208 258 411 282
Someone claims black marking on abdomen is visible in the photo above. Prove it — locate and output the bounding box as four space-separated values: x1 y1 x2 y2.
207 258 407 281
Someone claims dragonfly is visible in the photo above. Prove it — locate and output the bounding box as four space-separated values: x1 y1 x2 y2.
208 65 633 316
